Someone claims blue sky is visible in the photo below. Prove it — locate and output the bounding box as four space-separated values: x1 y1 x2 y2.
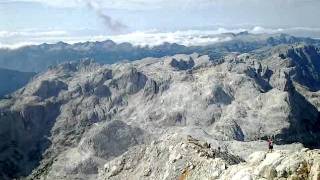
1 0 320 48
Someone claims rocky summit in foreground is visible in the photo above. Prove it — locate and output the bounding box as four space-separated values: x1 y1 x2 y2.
98 134 320 180
0 43 320 179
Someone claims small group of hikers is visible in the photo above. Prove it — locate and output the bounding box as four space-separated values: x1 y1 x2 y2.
255 135 274 152
211 138 274 153
192 135 274 154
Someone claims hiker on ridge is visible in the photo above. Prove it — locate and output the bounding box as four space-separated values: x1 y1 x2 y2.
268 137 273 152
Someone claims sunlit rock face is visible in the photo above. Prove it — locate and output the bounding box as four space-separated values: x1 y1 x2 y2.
97 135 320 180
0 44 319 179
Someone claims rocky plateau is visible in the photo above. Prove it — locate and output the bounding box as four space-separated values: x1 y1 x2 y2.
0 43 320 179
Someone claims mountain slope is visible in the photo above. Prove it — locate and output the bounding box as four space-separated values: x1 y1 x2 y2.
0 68 35 97
0 44 319 179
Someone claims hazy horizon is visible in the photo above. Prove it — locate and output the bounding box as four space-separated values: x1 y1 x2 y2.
1 0 320 48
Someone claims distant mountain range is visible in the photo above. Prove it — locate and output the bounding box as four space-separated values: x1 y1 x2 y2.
1 32 319 73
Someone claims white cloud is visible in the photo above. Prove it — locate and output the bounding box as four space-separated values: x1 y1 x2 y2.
0 30 68 38
0 42 38 49
251 26 284 34
108 30 234 46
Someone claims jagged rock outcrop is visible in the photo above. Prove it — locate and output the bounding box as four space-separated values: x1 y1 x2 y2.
0 44 319 179
167 56 195 70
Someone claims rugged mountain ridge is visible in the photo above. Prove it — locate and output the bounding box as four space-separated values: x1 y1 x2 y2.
0 43 320 179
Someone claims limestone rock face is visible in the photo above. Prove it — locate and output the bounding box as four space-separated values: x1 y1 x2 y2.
78 120 145 159
29 80 68 99
220 148 320 180
98 134 243 180
0 44 319 179
98 134 320 180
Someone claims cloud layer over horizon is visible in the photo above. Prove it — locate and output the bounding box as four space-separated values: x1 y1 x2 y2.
1 26 320 49
1 0 320 48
